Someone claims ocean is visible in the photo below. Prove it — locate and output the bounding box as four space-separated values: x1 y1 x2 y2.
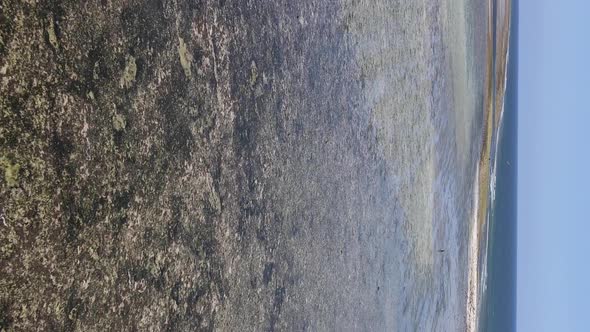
479 0 518 330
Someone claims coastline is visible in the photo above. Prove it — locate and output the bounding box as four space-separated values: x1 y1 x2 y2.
465 0 512 331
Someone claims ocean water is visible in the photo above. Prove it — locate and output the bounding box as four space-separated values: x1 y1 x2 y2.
210 0 488 328
338 0 487 330
479 0 518 330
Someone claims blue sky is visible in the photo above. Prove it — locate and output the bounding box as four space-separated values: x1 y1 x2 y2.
518 0 590 331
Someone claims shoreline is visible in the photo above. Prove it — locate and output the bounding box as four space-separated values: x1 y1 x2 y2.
465 0 512 331
466 162 482 332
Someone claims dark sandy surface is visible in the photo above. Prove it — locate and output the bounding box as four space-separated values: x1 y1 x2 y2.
0 0 487 330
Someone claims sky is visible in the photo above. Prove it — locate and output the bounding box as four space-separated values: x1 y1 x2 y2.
518 0 590 331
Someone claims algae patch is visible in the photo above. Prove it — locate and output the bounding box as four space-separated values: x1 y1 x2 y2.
112 113 126 131
178 37 192 78
47 17 59 49
120 55 137 89
1 157 20 187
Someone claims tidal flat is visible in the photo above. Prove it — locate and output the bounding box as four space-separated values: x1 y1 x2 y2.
1 0 489 330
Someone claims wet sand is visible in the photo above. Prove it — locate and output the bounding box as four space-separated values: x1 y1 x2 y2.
1 0 489 330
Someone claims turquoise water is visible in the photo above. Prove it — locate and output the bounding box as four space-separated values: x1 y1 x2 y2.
480 0 518 331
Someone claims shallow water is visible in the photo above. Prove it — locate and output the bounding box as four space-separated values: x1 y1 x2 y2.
220 0 487 330
345 0 489 330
